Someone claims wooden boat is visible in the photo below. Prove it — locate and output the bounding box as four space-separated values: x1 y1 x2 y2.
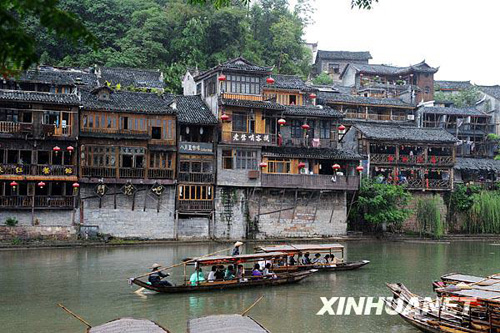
187 314 269 333
255 243 370 272
131 252 314 294
87 318 170 333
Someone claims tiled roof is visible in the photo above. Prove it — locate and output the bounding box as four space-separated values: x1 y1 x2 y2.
195 57 272 80
354 123 458 143
435 80 472 91
220 98 285 111
478 85 500 100
174 95 217 125
262 146 362 160
263 74 315 91
15 69 76 85
283 105 343 118
0 89 80 105
455 158 500 172
343 61 438 78
316 50 372 61
98 67 165 89
80 88 173 114
319 93 415 108
420 106 488 117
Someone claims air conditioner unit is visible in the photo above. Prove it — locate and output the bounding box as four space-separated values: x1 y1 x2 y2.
407 115 415 120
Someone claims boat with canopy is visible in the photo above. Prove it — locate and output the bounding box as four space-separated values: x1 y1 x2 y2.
130 251 314 294
255 243 370 272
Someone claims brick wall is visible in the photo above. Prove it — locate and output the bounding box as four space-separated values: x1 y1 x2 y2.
0 210 75 227
0 225 77 241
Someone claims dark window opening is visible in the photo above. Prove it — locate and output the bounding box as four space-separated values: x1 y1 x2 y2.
135 155 144 168
152 127 162 139
51 182 63 195
52 152 62 165
232 113 247 132
38 151 50 164
7 150 18 164
121 117 129 130
222 150 233 169
20 151 32 164
289 95 297 105
63 152 72 165
22 112 32 123
122 155 133 168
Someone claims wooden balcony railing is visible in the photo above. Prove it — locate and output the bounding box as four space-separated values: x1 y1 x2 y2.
148 168 174 179
345 113 409 122
0 195 74 209
372 154 453 166
81 166 116 178
222 93 264 101
81 128 149 136
221 131 277 146
428 155 454 165
0 164 76 176
370 153 397 164
178 172 214 183
261 174 359 190
119 168 145 179
178 200 213 212
398 155 425 164
0 121 20 133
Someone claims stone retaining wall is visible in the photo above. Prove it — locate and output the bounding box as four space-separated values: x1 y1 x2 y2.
0 225 77 241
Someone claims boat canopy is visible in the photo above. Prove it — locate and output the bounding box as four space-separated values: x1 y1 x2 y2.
187 314 269 333
191 252 288 265
256 244 344 253
88 318 170 333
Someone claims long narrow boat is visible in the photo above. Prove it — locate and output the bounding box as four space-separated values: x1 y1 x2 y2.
131 252 314 294
255 244 370 272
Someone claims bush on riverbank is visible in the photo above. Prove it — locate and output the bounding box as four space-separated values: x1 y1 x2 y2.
468 191 500 234
5 217 18 227
416 195 445 239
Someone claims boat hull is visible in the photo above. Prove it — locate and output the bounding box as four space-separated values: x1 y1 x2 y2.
273 260 370 273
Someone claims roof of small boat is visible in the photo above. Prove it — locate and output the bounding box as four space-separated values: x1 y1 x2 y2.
441 273 500 283
256 243 344 253
192 252 287 265
88 318 169 333
187 314 269 333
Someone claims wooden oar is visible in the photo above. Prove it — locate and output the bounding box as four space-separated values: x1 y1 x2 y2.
241 295 264 316
57 303 92 329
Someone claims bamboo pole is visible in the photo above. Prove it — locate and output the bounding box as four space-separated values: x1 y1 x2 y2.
241 295 264 316
57 303 92 329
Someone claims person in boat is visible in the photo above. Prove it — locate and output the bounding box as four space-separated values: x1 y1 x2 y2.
148 263 173 287
312 253 321 264
297 252 303 265
288 255 296 266
324 254 330 264
331 254 339 264
214 265 225 280
277 256 287 266
207 265 217 282
236 264 246 281
251 264 263 277
189 267 205 286
232 241 243 256
224 265 236 280
263 263 277 278
302 252 311 265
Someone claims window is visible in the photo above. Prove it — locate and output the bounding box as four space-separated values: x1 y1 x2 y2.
291 120 302 138
152 127 162 139
178 185 213 200
222 150 233 169
235 150 257 170
232 113 247 132
38 151 50 164
7 150 18 164
150 152 172 169
320 120 330 139
289 95 297 105
328 63 340 74
205 76 217 96
224 75 260 95
268 159 291 174
196 83 201 95
120 116 129 130
85 146 116 167
43 111 60 126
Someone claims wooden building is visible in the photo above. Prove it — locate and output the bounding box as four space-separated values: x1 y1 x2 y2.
454 157 500 187
313 50 372 82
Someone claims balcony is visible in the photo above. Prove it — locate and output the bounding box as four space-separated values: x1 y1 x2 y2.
119 168 145 179
0 164 76 177
81 128 149 138
345 113 410 122
178 172 214 183
81 166 116 178
261 173 360 190
0 195 74 209
404 178 451 191
371 153 453 166
148 168 174 179
221 131 277 146
0 122 33 135
178 200 213 212
427 155 454 166
221 93 264 101
81 166 174 180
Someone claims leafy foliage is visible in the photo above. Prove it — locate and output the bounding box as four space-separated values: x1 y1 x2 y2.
351 0 378 9
449 184 482 213
354 178 412 230
312 72 333 85
468 191 500 234
434 87 481 108
416 195 445 238
5 217 18 227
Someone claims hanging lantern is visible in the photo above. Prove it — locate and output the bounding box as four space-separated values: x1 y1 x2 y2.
298 162 306 169
221 114 230 122
66 146 74 154
259 162 268 168
10 181 18 191
356 166 364 172
53 146 61 154
37 181 46 188
301 124 310 130
332 164 341 170
278 118 286 126
338 124 346 132
266 77 275 84
72 182 80 188
309 93 317 99
218 74 226 82
72 182 80 195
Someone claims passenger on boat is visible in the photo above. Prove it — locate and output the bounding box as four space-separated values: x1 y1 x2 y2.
207 266 217 282
297 252 303 265
224 265 236 280
189 268 206 286
148 263 173 287
324 254 330 264
236 264 246 280
312 253 321 264
252 264 263 277
288 255 296 266
331 254 339 264
277 256 287 266
214 265 225 280
302 252 311 265
263 263 277 278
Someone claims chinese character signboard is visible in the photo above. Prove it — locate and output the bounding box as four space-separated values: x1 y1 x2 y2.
179 142 213 155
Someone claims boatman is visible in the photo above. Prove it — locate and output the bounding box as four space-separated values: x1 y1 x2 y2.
232 241 243 256
148 263 173 287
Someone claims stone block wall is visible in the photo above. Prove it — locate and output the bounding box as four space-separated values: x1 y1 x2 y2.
213 187 248 239
177 217 210 239
0 209 75 227
0 225 77 241
80 184 176 239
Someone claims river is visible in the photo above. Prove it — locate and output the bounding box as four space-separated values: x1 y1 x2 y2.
1 240 500 333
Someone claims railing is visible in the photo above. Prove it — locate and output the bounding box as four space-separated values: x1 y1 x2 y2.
148 169 174 179
81 128 149 136
0 195 74 209
0 121 20 133
398 155 425 164
178 200 213 212
178 172 214 183
345 112 410 122
261 174 360 190
372 154 453 166
81 166 116 178
0 164 76 176
370 153 396 164
222 93 264 101
221 131 277 146
54 126 71 137
119 168 145 179
427 155 454 165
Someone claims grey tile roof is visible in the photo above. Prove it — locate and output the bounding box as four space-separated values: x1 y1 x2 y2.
316 50 372 61
263 74 315 91
262 146 362 160
220 98 285 111
81 88 173 114
283 105 343 118
0 89 80 105
455 158 500 172
195 57 272 81
354 123 458 143
435 80 472 91
174 95 217 125
420 106 488 117
343 60 438 77
478 85 500 100
98 67 165 89
319 93 415 108
16 68 76 85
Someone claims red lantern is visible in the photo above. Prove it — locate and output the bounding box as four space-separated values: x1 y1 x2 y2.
298 162 306 169
309 93 317 99
10 181 18 188
221 114 230 122
332 164 341 170
301 124 310 130
53 146 61 154
278 118 286 126
67 146 74 154
388 155 394 162
338 124 346 132
72 182 80 188
218 74 226 82
356 166 364 172
266 77 275 84
259 162 268 168
37 181 46 188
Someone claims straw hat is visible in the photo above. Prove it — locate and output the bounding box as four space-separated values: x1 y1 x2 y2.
234 241 243 247
151 263 161 269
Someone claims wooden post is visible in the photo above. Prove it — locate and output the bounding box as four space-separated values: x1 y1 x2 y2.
290 189 298 223
157 193 161 213
143 187 148 212
113 184 117 209
131 190 136 211
31 187 35 226
174 210 179 240
277 189 285 225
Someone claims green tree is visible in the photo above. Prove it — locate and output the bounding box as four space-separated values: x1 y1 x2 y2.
434 87 481 108
312 72 334 85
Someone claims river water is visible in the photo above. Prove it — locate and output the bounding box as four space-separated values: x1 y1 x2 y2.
1 241 500 333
